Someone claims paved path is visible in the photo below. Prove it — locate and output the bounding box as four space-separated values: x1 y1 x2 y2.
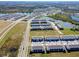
18 17 35 57
48 21 63 35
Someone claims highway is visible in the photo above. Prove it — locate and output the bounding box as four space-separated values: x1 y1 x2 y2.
18 17 35 57
0 16 28 48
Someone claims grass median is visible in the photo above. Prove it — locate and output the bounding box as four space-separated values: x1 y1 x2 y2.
0 21 27 57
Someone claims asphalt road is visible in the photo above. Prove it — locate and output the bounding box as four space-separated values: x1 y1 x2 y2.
18 17 35 57
0 16 28 48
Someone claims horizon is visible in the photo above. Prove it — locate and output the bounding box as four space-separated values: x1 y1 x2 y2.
0 0 79 1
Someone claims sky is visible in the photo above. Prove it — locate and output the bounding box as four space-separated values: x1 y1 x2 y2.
0 0 79 1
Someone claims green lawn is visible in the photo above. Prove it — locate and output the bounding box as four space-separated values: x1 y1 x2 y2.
60 28 79 35
30 30 59 37
0 21 27 57
30 52 79 57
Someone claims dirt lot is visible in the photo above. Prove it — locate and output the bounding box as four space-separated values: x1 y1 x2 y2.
0 20 12 31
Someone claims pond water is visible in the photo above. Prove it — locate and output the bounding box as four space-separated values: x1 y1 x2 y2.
71 16 79 22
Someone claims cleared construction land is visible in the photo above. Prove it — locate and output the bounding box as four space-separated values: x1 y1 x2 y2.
0 20 11 30
0 20 12 35
0 21 27 57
